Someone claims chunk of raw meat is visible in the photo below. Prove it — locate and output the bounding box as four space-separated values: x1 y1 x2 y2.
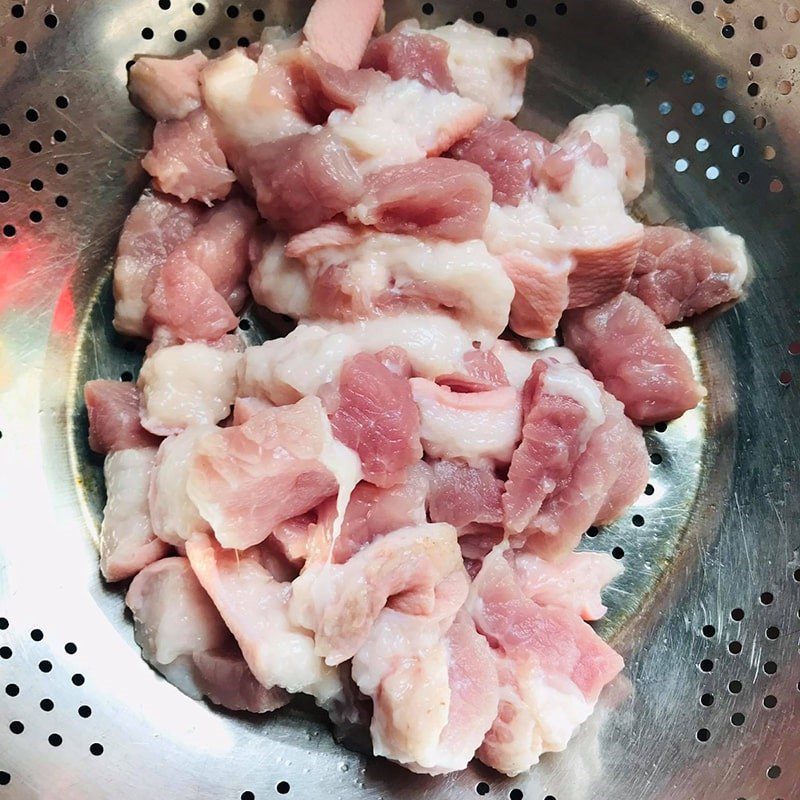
192 646 290 713
138 343 241 435
491 340 578 391
290 522 468 665
629 226 750 324
503 250 574 339
328 353 422 487
558 105 646 204
146 251 239 343
186 532 342 703
547 135 644 308
524 388 649 557
436 349 509 393
247 129 364 231
287 226 513 341
594 414 651 526
511 550 622 621
427 459 504 530
142 109 235 205
100 448 168 582
128 51 208 121
320 313 475 380
450 117 553 206
126 557 287 712
468 545 624 776
127 557 227 679
85 380 160 454
238 324 360 405
186 396 360 549
410 379 522 468
200 48 311 155
248 230 313 318
290 45 390 123
561 293 705 425
503 359 605 537
303 0 384 70
331 462 430 562
328 78 486 173
113 189 203 338
425 20 533 119
146 196 258 342
482 200 573 338
348 158 492 242
362 21 456 92
351 608 499 774
149 425 216 546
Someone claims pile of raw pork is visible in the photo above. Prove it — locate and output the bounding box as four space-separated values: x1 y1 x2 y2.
84 0 749 778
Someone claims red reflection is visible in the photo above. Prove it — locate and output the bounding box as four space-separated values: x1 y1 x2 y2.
0 232 75 334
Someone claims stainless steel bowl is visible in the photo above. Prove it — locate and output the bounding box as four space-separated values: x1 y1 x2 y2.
0 1 797 798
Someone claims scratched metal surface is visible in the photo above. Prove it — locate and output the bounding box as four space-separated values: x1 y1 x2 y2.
0 1 798 798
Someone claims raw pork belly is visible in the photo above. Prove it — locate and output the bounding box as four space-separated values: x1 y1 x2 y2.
137 342 241 435
112 190 203 338
128 51 208 122
327 353 422 487
562 292 706 425
142 108 235 205
127 557 287 712
629 225 749 323
352 608 499 774
468 547 623 776
285 224 514 340
330 462 430 562
186 396 359 550
100 447 168 582
348 158 492 242
186 533 342 703
148 425 216 546
85 380 160 454
89 0 754 778
290 522 468 665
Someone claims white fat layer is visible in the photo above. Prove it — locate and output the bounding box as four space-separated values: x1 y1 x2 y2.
699 226 750 290
540 363 605 427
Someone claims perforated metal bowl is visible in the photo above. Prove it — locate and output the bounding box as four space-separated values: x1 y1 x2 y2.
0 1 798 798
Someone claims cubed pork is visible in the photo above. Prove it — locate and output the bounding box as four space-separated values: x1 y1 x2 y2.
100 447 168 582
561 292 706 425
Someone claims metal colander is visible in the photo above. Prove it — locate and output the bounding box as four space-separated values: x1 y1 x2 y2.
0 0 797 798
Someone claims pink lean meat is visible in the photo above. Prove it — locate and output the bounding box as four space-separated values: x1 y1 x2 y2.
327 352 423 487
142 109 236 205
290 522 468 665
85 380 161 454
348 158 492 242
468 546 624 776
561 292 706 425
185 396 360 550
630 225 749 323
362 22 456 92
112 190 203 338
127 557 288 712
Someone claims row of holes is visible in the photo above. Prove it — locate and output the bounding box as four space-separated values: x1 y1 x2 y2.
1 622 104 789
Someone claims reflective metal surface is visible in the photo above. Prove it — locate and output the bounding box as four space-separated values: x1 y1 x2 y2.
0 1 798 798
